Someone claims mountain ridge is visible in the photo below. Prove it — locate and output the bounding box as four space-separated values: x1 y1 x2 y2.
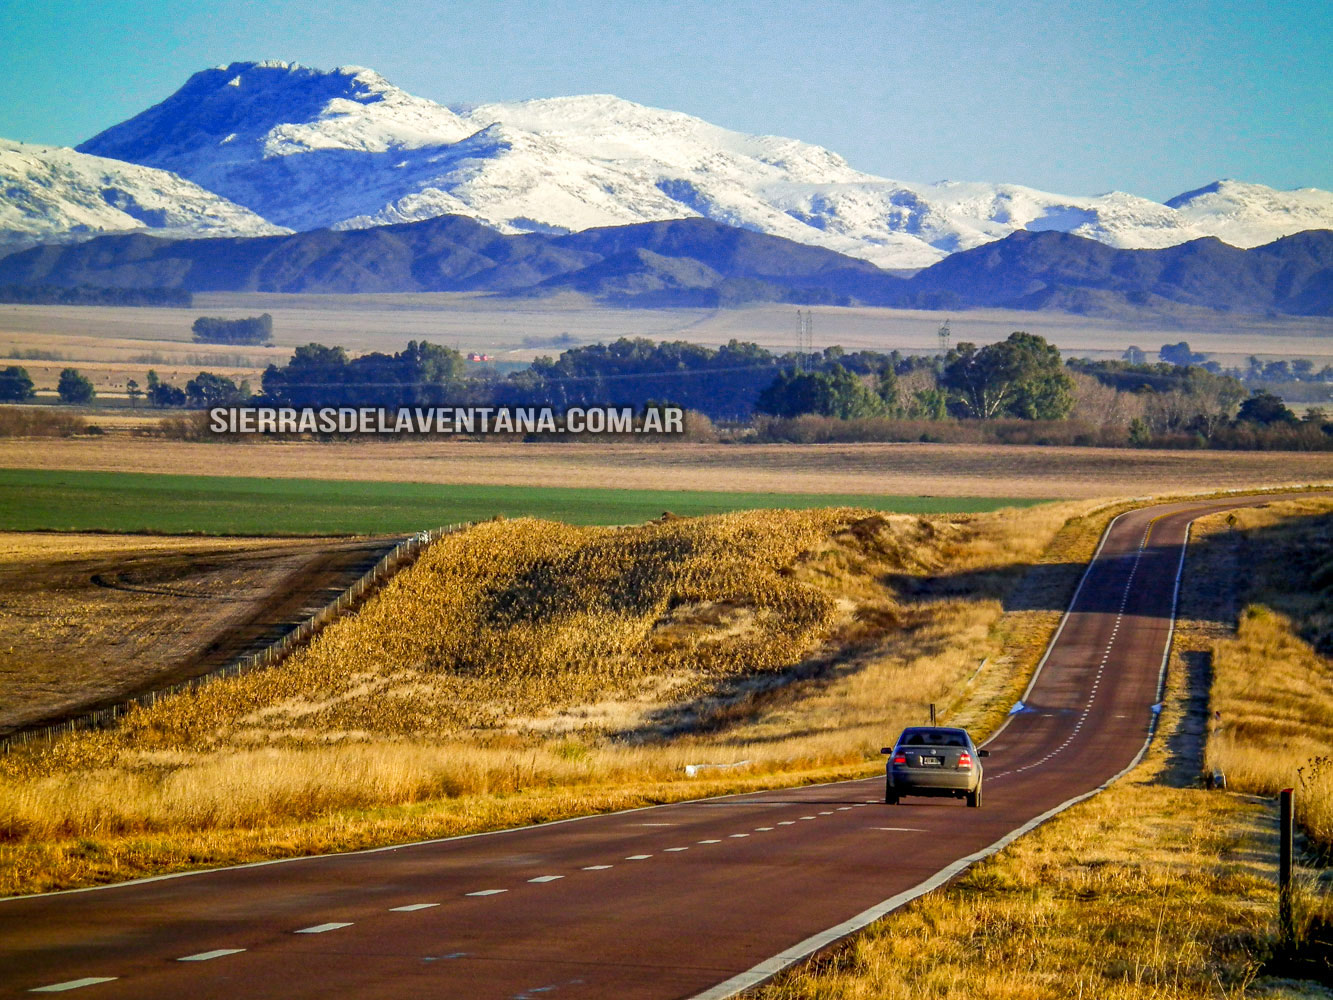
0 211 1327 317
62 60 1333 268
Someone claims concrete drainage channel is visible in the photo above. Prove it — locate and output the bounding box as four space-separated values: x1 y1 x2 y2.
0 524 469 752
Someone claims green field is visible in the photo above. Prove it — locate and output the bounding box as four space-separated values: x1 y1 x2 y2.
0 468 1045 535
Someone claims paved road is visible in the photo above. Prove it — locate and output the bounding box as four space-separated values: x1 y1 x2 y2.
0 494 1304 998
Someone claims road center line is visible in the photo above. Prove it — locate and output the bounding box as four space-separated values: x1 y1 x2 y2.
29 979 118 993
178 948 246 961
582 865 613 870
465 890 507 897
528 875 564 882
294 922 352 934
389 903 439 912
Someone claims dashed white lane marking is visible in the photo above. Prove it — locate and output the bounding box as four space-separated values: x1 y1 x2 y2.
582 865 613 870
634 823 675 827
729 833 749 838
625 854 653 860
818 811 834 815
664 847 689 852
777 820 796 825
698 839 722 844
389 903 438 912
30 979 119 992
872 827 928 832
836 806 852 811
528 875 564 883
799 816 817 820
994 524 1154 783
754 826 775 831
178 948 246 961
295 922 353 934
465 890 507 897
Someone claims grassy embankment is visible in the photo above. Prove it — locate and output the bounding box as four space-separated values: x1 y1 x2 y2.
0 467 1038 534
754 497 1333 1000
0 499 1107 895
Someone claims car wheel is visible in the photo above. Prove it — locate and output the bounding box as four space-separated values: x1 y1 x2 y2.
966 786 982 808
885 779 899 805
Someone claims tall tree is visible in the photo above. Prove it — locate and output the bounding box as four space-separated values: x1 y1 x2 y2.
755 365 886 419
0 366 35 402
56 368 95 405
943 332 1073 420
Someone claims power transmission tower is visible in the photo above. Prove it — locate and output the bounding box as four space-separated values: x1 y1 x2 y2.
797 309 814 370
938 319 951 356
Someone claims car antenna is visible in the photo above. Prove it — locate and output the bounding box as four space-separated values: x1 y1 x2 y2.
929 703 936 726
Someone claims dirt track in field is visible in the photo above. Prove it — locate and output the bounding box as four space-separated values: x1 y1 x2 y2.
0 534 398 736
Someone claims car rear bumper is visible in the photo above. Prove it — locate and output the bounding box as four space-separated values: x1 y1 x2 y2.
889 767 977 792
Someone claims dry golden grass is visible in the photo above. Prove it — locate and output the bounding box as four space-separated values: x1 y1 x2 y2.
3 436 1332 498
0 500 1102 894
1189 500 1333 853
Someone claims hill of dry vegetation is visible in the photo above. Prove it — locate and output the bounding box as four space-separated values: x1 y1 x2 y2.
0 500 1099 891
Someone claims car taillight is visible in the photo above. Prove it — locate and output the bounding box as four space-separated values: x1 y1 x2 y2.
892 754 907 765
957 752 972 769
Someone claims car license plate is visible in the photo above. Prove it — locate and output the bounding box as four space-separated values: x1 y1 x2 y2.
920 756 942 766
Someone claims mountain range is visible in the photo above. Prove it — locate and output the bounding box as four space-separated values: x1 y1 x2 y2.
0 61 1329 270
3 213 1327 317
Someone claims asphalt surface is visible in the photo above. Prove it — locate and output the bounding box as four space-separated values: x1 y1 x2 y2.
0 494 1306 998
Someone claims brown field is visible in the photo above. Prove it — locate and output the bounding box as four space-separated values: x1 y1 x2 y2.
4 437 1333 499
0 533 392 735
2 358 266 398
2 295 1331 376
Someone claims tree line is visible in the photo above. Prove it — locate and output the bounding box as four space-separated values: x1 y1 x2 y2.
4 332 1322 450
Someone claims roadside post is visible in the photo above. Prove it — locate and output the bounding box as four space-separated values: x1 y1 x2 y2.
1279 787 1294 950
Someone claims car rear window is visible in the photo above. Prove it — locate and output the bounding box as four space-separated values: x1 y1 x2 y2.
901 730 967 747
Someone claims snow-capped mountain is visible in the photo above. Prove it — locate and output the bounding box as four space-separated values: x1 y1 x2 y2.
60 61 1333 268
0 138 286 247
1166 180 1333 249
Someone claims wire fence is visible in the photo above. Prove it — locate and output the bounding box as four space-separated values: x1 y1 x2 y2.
0 523 469 753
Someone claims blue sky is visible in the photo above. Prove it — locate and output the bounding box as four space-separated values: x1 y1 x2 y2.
1 0 1328 201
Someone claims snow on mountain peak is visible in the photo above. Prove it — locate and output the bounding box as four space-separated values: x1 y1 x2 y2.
0 138 286 245
1163 179 1333 248
50 61 1333 268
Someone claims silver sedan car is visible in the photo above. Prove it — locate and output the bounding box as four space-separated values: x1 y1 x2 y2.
881 726 988 807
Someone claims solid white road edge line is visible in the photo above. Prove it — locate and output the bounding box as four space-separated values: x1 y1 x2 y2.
689 508 1194 1000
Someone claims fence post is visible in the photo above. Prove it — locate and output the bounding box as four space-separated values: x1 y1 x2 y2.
1279 787 1295 951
